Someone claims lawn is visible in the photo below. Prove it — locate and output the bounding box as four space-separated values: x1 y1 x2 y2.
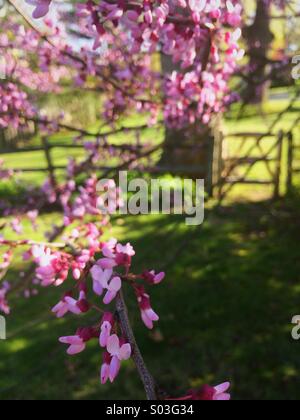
0 198 300 400
0 89 300 400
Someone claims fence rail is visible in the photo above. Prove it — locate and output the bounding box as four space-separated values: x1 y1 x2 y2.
211 130 297 201
1 128 299 202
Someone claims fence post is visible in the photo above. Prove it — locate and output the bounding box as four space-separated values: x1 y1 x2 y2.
206 135 215 198
287 131 294 194
215 133 224 201
42 136 57 189
273 130 284 200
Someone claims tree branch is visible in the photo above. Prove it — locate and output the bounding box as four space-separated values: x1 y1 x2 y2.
115 290 157 400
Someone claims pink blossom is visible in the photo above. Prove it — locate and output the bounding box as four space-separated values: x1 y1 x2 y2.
0 281 10 315
101 334 131 384
90 264 122 304
59 327 98 355
172 382 231 401
11 218 23 235
188 0 207 14
90 266 113 296
225 1 242 27
103 277 122 305
96 240 135 270
142 270 165 285
52 287 89 318
107 334 131 361
135 286 159 330
0 250 13 270
101 351 114 384
115 243 136 267
32 245 70 287
26 0 52 19
99 312 115 348
59 335 86 355
52 292 73 318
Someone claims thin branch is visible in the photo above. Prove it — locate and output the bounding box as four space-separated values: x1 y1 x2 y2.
0 239 67 249
115 290 157 401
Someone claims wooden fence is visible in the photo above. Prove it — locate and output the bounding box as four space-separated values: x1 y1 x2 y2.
286 130 300 194
0 129 299 202
212 130 287 201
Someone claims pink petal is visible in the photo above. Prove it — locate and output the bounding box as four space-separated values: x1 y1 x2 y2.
154 272 165 284
67 343 86 355
100 363 110 385
214 393 231 401
99 258 117 269
108 276 122 292
214 382 231 394
102 247 115 259
33 3 50 19
107 334 120 356
101 269 113 288
145 308 159 322
141 311 154 329
52 301 68 317
59 335 82 345
103 290 117 305
93 279 103 296
118 343 131 361
99 323 111 348
109 356 121 382
90 265 104 281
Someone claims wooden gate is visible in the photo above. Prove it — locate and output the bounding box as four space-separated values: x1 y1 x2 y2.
212 130 285 201
287 127 300 193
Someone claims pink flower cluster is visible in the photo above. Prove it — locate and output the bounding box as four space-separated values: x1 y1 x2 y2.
43 237 165 384
0 249 13 272
62 176 124 226
91 239 164 329
74 0 244 128
31 243 98 287
0 83 35 129
0 281 11 315
18 0 245 129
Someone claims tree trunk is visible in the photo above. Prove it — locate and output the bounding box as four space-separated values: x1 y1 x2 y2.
242 0 274 104
159 54 215 184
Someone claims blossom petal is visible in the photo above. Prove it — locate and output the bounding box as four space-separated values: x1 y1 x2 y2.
107 334 120 356
119 343 132 361
109 356 121 382
214 382 231 394
108 276 122 292
59 335 82 345
67 343 86 355
103 290 117 305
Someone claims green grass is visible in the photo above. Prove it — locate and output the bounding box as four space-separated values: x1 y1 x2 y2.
1 198 300 400
1 89 300 400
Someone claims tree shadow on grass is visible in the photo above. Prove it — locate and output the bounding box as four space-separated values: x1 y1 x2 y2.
0 197 300 400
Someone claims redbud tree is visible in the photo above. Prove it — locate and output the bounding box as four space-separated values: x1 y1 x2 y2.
0 0 250 400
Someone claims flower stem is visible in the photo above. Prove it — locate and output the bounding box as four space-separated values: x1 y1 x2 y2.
116 290 157 400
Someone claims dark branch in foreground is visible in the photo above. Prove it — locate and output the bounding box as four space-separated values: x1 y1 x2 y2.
116 290 157 400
